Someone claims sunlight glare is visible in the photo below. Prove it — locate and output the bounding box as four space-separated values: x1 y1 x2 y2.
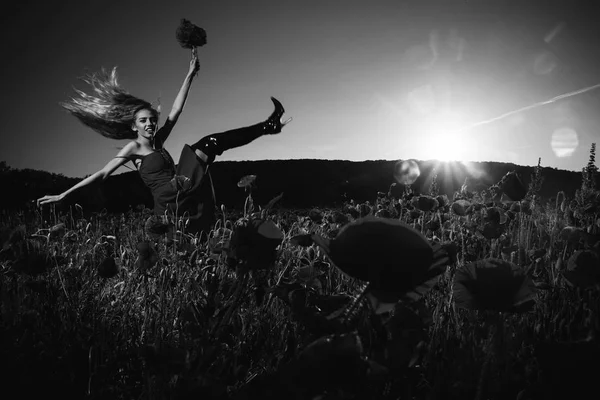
418 112 470 162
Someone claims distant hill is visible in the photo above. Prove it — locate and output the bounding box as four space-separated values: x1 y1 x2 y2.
0 159 589 213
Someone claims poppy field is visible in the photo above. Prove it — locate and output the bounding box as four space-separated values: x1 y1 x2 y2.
1 162 599 400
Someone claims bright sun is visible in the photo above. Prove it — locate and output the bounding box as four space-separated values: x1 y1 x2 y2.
418 112 470 162
423 132 468 162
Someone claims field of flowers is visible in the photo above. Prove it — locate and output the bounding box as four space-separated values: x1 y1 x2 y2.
1 160 599 400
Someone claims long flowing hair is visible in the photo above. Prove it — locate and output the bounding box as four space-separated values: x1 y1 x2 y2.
61 67 157 140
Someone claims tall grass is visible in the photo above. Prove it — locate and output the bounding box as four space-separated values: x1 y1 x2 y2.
1 165 599 399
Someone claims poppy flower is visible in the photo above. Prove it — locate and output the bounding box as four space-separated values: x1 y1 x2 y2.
415 195 438 212
453 258 537 313
49 223 66 239
331 211 349 225
358 203 372 217
290 216 456 300
136 241 159 272
97 256 118 278
560 226 586 244
451 200 472 216
408 209 422 220
343 206 359 219
144 215 173 240
499 171 527 201
309 208 323 223
436 194 449 208
228 218 283 271
425 218 441 231
562 250 600 289
485 207 506 224
170 174 192 192
375 209 392 219
481 222 505 240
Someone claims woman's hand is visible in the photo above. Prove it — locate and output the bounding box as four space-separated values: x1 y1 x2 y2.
37 193 65 207
189 48 200 76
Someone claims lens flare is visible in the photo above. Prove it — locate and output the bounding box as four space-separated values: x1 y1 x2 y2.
533 51 558 76
394 160 420 185
544 22 565 44
551 127 579 157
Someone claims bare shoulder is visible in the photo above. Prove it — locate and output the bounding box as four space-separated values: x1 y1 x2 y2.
115 141 142 157
125 140 142 153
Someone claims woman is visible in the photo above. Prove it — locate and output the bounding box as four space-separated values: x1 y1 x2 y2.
37 52 291 240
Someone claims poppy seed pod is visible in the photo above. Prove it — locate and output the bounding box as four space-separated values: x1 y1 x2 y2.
237 174 257 188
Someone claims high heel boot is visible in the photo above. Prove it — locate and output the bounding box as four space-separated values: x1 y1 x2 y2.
262 97 286 135
191 97 289 164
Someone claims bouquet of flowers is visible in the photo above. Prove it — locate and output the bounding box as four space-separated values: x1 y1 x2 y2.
176 18 207 56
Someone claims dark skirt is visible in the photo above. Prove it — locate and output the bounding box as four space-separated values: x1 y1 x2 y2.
145 145 216 241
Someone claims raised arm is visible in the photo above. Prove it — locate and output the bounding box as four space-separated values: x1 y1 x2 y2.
153 51 200 146
170 51 200 122
36 141 138 206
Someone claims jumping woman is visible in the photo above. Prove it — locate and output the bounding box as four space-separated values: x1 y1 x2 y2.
37 51 291 239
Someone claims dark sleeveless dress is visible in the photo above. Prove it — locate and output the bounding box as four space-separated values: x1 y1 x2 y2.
137 129 216 239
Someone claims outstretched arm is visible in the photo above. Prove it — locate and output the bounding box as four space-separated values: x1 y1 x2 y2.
36 142 138 206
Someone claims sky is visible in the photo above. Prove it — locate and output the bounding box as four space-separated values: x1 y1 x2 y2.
2 0 600 178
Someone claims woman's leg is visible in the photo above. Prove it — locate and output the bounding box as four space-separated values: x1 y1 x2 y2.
190 97 288 164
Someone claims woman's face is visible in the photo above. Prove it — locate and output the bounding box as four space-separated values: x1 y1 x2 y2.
132 109 158 139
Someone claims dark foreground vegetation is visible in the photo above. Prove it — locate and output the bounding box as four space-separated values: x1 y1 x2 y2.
1 150 599 400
